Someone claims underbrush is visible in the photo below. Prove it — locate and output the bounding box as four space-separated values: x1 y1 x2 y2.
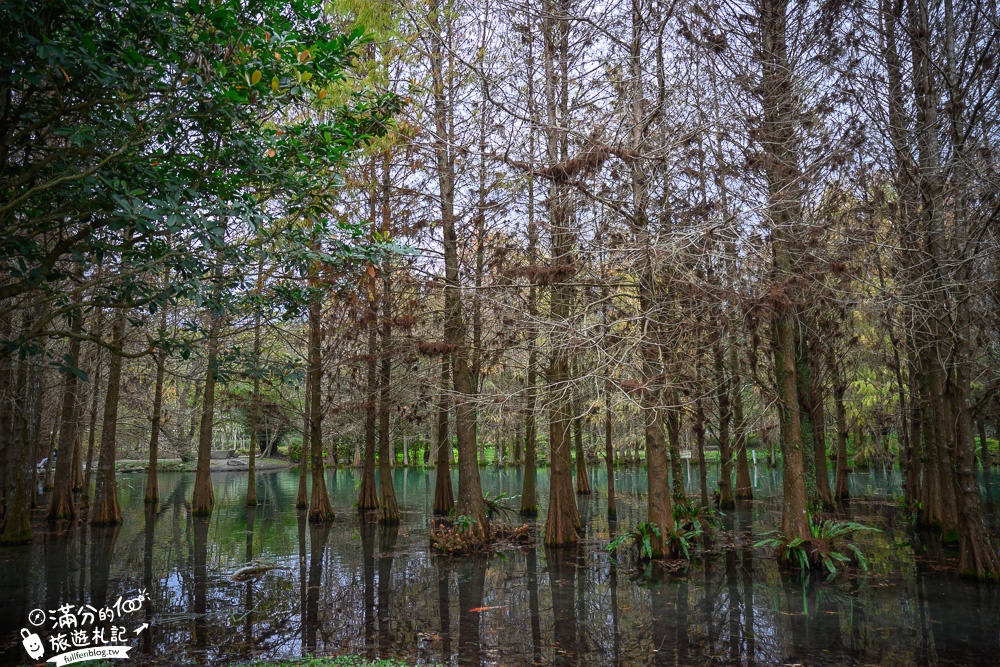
430 493 533 555
429 518 532 555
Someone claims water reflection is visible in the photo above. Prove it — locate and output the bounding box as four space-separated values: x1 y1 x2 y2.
376 524 398 659
547 546 577 666
0 466 998 666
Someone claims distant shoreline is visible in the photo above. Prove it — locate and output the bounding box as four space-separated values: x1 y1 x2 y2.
115 457 292 474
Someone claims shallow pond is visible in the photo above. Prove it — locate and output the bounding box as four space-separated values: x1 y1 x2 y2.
2 464 999 666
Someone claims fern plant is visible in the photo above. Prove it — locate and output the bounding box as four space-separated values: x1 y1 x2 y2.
755 516 880 579
608 521 662 560
483 491 514 518
672 500 717 534
607 518 704 568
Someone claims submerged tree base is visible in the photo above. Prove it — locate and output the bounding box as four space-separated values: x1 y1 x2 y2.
430 518 531 555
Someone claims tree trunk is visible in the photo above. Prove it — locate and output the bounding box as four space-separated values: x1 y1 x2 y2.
520 1 539 518
0 318 35 543
48 310 82 520
605 387 616 520
307 256 334 522
246 361 259 507
521 339 538 516
574 390 591 494
42 423 56 492
185 380 201 461
833 377 851 500
377 269 399 525
144 331 166 505
430 0 487 539
695 390 709 509
90 311 126 525
247 255 264 508
433 357 454 514
978 419 989 469
667 395 685 503
811 383 834 509
924 357 960 538
70 401 84 492
191 309 221 516
541 0 579 547
795 338 819 504
759 0 810 543
954 347 1000 577
357 316 379 512
296 377 310 509
731 343 753 500
715 329 733 508
82 334 104 505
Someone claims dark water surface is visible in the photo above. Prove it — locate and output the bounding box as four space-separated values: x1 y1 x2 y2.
2 465 999 666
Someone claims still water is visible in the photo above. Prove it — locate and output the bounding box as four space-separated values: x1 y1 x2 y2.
2 465 999 666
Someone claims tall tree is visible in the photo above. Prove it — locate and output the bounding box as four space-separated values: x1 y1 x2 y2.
428 0 488 538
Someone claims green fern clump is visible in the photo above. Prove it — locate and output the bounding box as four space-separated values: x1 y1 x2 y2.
608 521 662 560
755 516 880 579
607 517 704 569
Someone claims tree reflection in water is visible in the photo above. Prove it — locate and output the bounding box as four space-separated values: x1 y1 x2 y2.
306 520 331 653
359 518 376 657
192 516 209 656
547 545 578 666
1 466 999 667
376 524 398 658
457 556 486 667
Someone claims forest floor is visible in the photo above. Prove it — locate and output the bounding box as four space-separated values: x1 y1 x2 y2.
114 457 292 474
